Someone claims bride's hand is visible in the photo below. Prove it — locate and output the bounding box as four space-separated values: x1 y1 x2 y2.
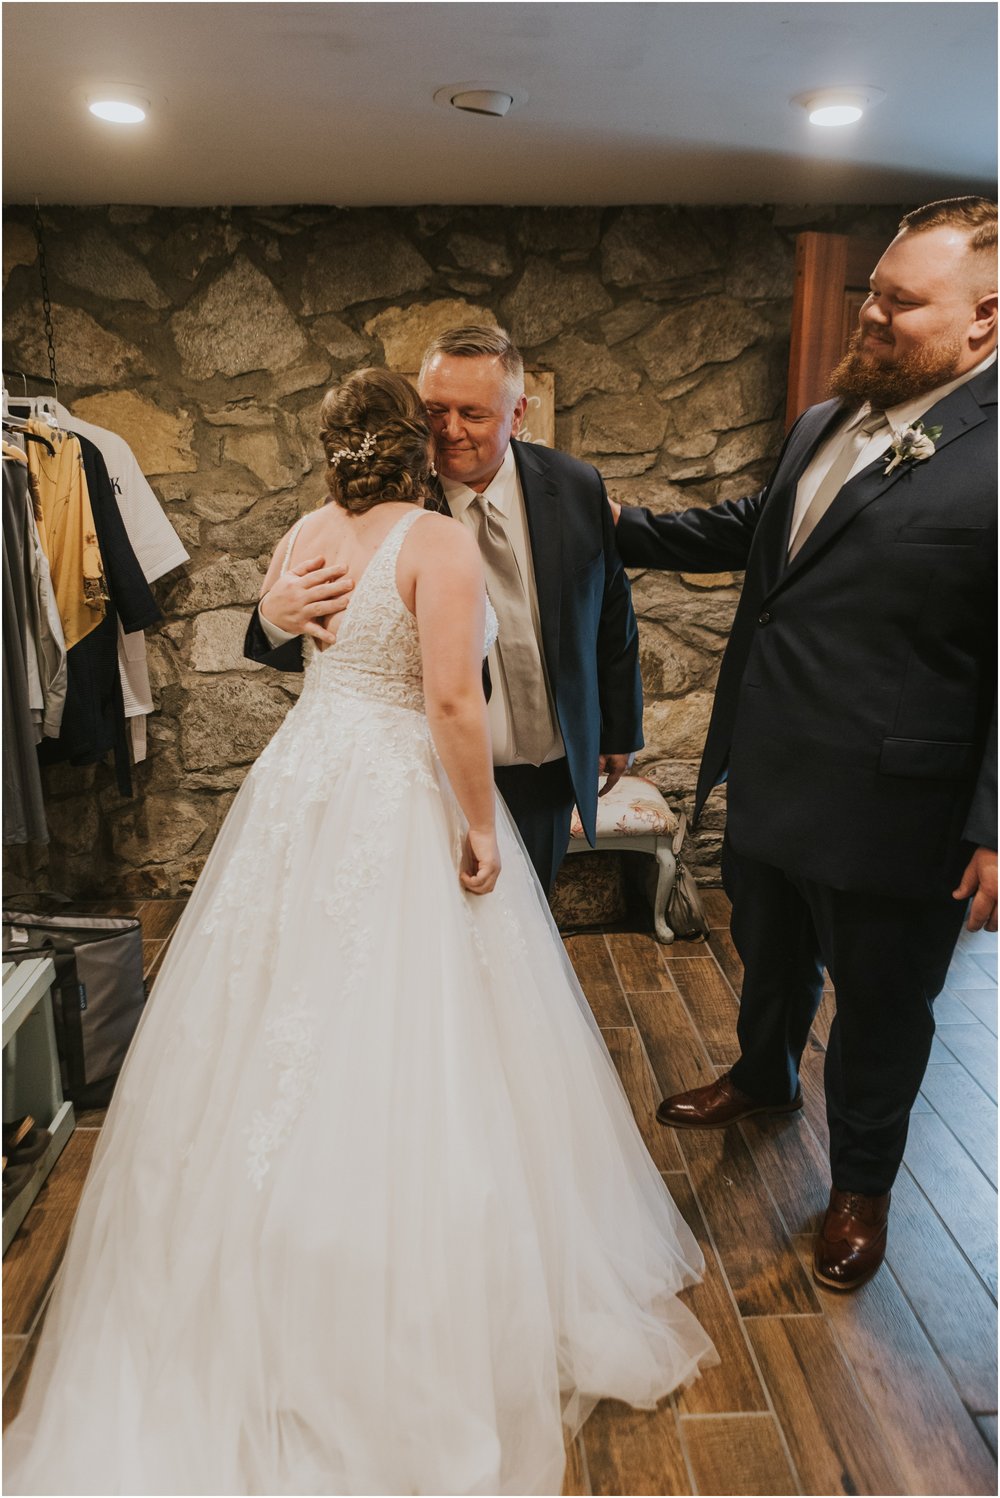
460 828 501 895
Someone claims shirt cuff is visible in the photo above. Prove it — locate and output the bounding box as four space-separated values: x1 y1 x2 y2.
258 606 299 648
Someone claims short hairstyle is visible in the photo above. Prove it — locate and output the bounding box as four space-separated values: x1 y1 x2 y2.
319 367 432 515
899 196 997 257
418 324 525 404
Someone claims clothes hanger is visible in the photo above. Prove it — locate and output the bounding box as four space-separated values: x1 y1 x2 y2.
2 383 57 455
1 372 60 430
10 428 57 456
31 397 60 430
2 417 56 457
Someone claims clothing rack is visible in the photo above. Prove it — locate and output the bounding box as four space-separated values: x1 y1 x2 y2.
3 316 190 843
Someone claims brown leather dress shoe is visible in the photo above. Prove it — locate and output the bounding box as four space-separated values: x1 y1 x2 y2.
655 1071 803 1129
813 1187 891 1291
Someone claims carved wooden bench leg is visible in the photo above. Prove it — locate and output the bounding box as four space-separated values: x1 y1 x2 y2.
652 840 677 945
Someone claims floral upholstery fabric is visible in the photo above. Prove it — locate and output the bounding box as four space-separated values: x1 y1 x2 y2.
569 775 678 840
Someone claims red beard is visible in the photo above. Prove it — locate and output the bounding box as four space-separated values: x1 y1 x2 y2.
829 327 962 408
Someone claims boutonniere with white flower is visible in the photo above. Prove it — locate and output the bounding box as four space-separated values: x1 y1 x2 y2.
883 421 943 475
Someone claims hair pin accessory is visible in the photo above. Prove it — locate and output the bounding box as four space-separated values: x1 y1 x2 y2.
328 430 377 468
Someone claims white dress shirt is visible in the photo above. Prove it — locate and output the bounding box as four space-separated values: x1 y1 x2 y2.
441 445 564 767
788 348 997 551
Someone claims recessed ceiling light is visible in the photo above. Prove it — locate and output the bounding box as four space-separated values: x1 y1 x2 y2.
792 87 886 127
451 90 513 118
811 102 862 126
433 83 528 118
87 88 149 124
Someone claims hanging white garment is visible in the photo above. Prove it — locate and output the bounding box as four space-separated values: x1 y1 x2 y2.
118 618 152 762
53 404 189 583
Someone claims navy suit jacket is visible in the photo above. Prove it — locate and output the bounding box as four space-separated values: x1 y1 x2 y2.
243 439 644 846
616 362 997 899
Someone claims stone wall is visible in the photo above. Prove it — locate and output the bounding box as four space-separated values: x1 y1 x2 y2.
2 202 909 899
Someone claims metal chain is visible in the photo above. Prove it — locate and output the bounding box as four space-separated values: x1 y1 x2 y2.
32 199 58 397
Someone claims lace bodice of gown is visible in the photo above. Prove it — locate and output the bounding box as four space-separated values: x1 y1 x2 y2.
286 507 498 713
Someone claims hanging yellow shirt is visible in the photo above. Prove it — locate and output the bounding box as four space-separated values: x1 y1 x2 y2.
26 421 108 650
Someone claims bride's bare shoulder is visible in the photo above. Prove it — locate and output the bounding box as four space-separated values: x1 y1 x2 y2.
412 508 474 545
405 510 478 565
261 505 334 591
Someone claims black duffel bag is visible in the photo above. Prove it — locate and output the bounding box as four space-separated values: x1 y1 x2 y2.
3 896 146 1108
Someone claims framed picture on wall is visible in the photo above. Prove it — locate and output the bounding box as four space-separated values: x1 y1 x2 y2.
520 371 555 447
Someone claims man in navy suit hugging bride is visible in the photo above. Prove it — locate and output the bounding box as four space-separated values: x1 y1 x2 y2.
245 324 643 896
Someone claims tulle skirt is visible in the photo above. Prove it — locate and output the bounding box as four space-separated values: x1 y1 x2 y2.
5 687 714 1495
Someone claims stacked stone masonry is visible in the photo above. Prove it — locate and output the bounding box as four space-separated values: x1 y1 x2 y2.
2 203 909 900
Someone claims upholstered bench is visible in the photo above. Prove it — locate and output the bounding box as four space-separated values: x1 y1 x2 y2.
565 774 687 944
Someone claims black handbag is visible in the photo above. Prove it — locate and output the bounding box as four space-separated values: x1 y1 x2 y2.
3 895 146 1107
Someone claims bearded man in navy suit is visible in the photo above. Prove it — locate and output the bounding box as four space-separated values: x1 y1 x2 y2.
245 326 643 894
610 197 997 1291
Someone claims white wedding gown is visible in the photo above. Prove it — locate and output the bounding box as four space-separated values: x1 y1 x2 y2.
5 509 715 1496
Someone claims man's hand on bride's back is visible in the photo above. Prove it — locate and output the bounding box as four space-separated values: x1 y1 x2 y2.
460 828 501 895
259 557 354 647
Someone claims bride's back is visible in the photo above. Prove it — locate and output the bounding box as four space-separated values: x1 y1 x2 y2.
262 366 490 711
287 499 419 647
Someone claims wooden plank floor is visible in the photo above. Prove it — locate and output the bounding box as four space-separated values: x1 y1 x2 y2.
4 893 997 1495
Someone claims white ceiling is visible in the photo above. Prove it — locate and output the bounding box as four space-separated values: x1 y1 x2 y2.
3 1 996 207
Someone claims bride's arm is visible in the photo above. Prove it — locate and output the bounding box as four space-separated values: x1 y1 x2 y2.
404 516 499 894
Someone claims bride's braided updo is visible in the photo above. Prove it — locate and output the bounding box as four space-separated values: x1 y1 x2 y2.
319 368 433 514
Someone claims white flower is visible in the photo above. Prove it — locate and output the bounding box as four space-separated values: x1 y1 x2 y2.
884 421 942 476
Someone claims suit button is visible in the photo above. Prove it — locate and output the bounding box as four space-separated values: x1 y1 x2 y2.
757 610 771 625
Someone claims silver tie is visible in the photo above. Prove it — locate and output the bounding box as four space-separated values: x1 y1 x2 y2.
788 409 888 560
474 496 552 765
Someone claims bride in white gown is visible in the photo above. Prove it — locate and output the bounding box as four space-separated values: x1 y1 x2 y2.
5 369 715 1496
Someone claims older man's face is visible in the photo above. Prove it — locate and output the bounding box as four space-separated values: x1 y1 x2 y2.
419 354 527 493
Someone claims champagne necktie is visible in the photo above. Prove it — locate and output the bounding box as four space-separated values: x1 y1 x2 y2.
473 495 552 765
788 409 888 561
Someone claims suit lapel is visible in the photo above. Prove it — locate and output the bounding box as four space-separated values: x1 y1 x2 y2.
774 368 995 589
511 439 562 676
754 399 847 596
